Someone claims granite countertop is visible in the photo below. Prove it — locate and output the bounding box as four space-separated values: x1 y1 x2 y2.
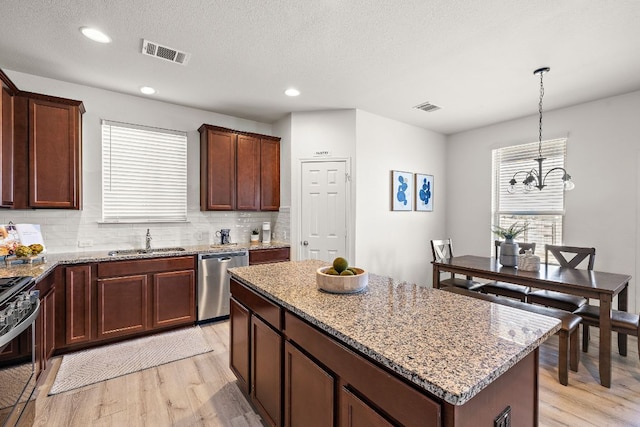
228 259 561 406
0 241 290 281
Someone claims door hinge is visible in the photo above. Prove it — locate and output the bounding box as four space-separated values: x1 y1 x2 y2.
345 173 351 182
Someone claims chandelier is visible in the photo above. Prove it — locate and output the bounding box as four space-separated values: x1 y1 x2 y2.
507 67 575 193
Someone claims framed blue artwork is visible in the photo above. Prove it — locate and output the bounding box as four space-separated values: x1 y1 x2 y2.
415 173 433 211
391 170 413 211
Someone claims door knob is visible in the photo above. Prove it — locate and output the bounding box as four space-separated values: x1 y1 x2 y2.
302 241 309 246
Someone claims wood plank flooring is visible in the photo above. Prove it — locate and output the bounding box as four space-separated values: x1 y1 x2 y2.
30 321 640 426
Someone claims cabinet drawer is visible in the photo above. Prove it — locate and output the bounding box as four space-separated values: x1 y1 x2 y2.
230 279 282 331
285 312 441 427
249 247 290 265
98 256 195 278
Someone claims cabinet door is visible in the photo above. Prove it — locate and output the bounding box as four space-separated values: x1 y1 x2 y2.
236 134 260 210
260 138 280 211
249 247 290 265
1 86 15 207
201 128 236 210
284 341 334 427
97 275 148 339
65 265 93 345
152 269 195 328
43 288 56 365
28 98 81 209
230 297 251 395
251 315 282 427
339 387 394 427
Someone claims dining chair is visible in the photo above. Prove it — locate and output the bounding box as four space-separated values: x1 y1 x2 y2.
573 305 640 357
527 245 595 312
430 239 484 291
481 241 536 302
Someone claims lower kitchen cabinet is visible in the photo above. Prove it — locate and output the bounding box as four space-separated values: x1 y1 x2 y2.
230 278 441 427
248 247 290 265
230 279 283 427
57 256 197 351
64 264 93 345
284 341 334 427
339 387 394 427
251 315 282 427
230 297 251 395
97 275 148 339
39 277 56 373
152 269 195 328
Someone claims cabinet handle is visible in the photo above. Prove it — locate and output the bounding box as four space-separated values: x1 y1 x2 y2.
302 241 308 246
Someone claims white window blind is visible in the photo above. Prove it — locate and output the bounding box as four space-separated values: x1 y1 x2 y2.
102 120 187 222
492 138 567 256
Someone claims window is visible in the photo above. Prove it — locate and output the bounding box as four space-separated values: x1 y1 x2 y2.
102 120 187 222
492 138 567 256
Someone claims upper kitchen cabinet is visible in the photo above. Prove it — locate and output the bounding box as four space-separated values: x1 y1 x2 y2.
199 124 280 211
0 70 84 210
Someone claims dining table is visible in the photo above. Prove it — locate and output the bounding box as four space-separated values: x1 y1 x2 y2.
432 255 632 388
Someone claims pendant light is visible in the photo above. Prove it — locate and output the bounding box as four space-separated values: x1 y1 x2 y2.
507 67 575 193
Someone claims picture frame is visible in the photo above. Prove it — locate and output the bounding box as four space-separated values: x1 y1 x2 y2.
391 170 413 211
415 173 433 212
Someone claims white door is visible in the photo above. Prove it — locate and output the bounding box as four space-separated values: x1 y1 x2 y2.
300 161 347 261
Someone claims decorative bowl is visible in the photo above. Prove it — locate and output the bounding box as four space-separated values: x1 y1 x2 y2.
316 266 368 294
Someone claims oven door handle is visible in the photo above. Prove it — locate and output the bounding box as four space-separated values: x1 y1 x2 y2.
0 299 40 349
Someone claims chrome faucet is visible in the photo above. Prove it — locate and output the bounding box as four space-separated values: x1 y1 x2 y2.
145 229 152 251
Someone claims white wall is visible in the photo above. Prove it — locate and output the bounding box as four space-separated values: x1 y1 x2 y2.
287 110 357 262
447 90 640 311
3 70 286 252
355 111 447 285
282 109 447 285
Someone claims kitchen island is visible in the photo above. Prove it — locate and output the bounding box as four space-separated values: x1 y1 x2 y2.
228 260 561 427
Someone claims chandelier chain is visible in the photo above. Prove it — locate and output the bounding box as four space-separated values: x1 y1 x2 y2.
538 71 544 158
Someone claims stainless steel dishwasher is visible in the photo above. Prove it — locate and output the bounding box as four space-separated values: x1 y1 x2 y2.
197 250 248 322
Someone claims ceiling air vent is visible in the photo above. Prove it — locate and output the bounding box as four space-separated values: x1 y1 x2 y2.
141 39 190 65
413 101 441 113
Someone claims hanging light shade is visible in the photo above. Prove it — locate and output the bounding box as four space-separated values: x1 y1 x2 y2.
507 67 575 194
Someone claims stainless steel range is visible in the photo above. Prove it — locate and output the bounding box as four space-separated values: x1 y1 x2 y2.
0 276 39 427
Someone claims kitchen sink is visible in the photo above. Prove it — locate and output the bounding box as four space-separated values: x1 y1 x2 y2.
107 247 186 256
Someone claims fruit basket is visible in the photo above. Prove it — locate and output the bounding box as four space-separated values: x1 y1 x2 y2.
316 266 368 294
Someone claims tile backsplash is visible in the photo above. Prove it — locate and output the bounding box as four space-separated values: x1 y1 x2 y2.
0 208 290 254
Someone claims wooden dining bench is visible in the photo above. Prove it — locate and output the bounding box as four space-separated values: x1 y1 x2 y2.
441 286 581 386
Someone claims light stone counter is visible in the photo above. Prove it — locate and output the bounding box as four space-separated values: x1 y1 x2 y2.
0 242 290 281
228 259 561 406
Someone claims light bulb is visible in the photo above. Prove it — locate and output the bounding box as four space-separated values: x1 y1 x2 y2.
507 184 516 194
563 180 575 191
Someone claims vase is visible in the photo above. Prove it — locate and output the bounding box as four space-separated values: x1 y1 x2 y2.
500 239 519 267
250 234 259 243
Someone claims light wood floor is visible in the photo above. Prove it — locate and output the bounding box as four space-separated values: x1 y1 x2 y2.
30 322 640 426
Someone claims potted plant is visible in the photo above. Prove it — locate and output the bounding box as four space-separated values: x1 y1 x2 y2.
492 222 529 267
250 228 260 243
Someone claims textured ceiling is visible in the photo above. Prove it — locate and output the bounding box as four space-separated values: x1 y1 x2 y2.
1 0 639 135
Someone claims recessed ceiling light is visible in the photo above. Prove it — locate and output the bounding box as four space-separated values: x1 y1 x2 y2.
140 86 156 95
285 88 300 97
80 26 111 43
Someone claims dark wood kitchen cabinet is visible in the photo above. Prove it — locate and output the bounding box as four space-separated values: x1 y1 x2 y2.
284 341 335 427
0 69 84 209
38 273 56 373
64 264 94 345
230 278 283 427
57 256 196 352
249 247 290 265
199 124 280 212
96 274 148 339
